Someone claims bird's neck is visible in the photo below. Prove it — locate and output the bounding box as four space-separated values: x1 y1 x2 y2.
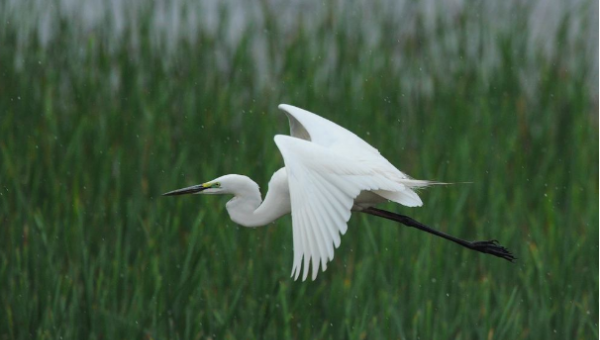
225 174 290 227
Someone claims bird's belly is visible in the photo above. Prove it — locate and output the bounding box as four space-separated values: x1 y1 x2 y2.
352 190 387 211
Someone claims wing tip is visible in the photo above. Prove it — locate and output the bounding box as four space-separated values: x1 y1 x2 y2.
273 134 289 145
274 134 304 150
278 103 296 112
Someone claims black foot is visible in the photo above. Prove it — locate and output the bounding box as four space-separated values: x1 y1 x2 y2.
470 240 516 262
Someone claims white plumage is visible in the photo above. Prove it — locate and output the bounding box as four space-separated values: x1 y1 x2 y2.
164 104 437 280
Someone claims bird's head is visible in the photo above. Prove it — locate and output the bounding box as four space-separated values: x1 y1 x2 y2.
162 174 257 197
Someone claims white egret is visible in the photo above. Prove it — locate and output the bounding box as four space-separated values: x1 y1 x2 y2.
163 104 514 281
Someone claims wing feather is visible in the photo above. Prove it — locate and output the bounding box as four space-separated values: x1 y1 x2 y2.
304 198 325 277
306 172 342 250
278 104 439 189
298 212 311 281
291 209 302 279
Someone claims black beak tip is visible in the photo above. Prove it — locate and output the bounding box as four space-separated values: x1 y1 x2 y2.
161 185 205 197
162 190 181 197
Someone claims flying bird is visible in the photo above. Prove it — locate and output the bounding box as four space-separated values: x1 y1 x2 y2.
163 104 514 281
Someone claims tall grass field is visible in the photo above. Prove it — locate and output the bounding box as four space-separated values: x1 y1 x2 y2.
0 1 598 339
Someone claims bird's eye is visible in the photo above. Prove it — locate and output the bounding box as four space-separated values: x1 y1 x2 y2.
214 182 221 188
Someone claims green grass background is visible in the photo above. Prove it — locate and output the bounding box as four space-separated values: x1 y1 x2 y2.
0 3 598 339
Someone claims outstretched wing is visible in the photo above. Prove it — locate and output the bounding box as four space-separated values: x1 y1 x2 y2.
278 104 380 157
278 104 431 203
274 135 407 281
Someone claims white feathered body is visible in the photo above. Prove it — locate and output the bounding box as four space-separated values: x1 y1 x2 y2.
224 105 433 281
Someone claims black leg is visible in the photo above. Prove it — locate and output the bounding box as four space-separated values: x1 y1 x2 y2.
362 207 516 262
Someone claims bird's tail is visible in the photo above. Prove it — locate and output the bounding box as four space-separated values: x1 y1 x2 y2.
399 179 460 189
375 179 458 208
376 180 456 207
